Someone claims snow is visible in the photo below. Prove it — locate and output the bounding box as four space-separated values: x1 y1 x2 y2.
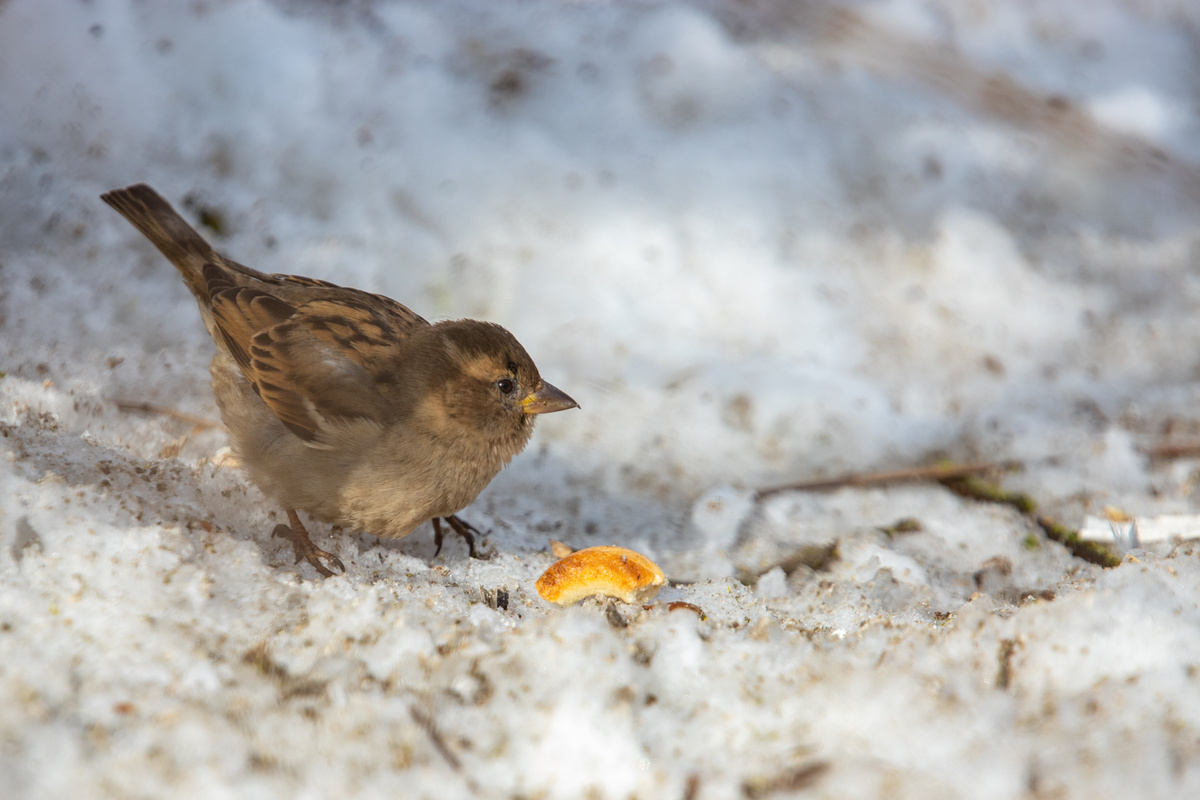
3 0 1200 797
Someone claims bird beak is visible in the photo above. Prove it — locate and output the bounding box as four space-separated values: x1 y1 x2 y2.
521 382 579 415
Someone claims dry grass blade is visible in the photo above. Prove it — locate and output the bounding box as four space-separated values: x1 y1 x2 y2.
756 460 1018 499
1144 441 1200 461
114 399 220 430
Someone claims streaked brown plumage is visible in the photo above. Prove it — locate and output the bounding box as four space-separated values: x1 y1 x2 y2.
101 183 577 576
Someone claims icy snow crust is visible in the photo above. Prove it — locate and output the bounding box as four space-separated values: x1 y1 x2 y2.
3 1 1200 797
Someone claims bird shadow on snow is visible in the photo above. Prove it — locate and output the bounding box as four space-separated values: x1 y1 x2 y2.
1 411 293 574
1 407 679 583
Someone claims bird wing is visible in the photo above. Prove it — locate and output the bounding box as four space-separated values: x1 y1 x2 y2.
206 263 427 443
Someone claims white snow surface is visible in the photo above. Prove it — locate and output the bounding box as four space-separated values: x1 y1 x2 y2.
4 0 1200 797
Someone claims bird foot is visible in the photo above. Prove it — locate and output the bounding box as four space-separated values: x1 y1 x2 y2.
431 515 484 559
272 510 345 577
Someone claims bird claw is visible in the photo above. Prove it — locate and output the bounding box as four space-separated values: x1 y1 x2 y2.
272 511 345 577
432 515 482 559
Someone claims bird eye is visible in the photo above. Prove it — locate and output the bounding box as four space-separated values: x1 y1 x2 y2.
496 378 516 394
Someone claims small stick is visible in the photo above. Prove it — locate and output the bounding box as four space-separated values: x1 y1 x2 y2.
756 460 1018 499
1143 441 1200 460
410 706 462 771
113 399 219 430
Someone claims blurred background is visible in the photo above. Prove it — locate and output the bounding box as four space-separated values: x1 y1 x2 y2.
3 2 1200 796
4 0 1200 521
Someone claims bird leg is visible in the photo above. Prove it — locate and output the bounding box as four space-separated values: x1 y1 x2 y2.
431 515 482 559
272 509 345 577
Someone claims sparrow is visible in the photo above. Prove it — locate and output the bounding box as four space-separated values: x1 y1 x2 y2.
101 183 578 577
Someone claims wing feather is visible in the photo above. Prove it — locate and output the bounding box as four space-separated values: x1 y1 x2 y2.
205 272 423 442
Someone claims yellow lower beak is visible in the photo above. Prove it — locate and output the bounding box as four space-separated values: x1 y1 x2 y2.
521 382 579 415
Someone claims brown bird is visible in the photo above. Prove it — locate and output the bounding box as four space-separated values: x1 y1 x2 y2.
101 183 577 576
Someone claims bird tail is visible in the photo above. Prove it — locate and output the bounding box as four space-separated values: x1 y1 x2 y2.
100 183 218 301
